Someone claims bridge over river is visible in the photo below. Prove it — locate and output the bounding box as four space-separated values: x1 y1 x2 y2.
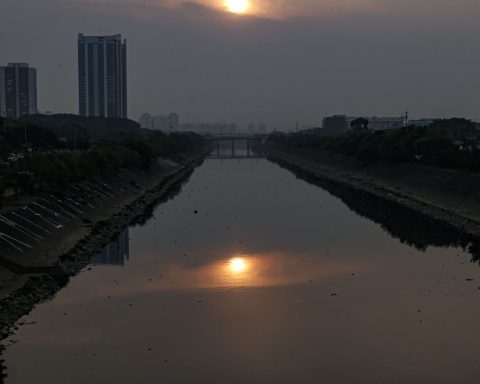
204 134 267 158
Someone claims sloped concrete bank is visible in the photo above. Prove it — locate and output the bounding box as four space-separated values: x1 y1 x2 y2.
266 144 480 243
0 151 206 343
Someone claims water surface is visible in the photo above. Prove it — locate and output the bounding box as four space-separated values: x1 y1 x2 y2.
2 157 480 383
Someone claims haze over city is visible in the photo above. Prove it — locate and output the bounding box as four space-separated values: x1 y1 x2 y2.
3 1 480 383
2 0 480 129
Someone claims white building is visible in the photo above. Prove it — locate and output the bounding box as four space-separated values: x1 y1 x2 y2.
408 118 435 127
367 116 404 131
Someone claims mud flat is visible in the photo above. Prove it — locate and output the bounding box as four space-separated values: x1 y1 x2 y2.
0 150 207 341
266 143 480 243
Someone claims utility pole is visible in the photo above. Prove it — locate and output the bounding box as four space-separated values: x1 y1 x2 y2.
74 126 77 151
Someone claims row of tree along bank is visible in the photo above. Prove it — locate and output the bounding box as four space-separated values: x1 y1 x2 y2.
269 118 480 173
265 118 480 242
0 115 204 204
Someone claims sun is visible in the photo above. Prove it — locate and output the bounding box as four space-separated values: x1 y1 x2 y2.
229 257 247 273
226 0 249 14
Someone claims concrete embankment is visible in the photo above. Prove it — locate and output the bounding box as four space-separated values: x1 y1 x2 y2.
0 149 207 341
266 143 480 241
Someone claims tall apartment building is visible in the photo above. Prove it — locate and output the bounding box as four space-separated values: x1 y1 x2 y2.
0 63 37 118
78 33 127 118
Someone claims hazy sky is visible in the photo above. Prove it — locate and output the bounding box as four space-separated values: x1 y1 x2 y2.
1 0 480 129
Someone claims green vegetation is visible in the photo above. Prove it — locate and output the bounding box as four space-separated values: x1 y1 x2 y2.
0 115 203 203
269 119 480 172
24 114 141 149
0 117 60 153
0 134 9 160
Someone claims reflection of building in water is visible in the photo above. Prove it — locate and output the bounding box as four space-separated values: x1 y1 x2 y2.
91 229 130 266
0 345 6 383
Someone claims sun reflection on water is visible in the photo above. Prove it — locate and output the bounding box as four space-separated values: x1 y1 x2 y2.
84 252 366 296
221 256 253 285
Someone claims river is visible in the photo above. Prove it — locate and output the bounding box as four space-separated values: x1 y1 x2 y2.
2 152 480 383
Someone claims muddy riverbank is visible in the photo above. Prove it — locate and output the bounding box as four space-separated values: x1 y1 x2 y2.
0 150 206 342
266 143 480 242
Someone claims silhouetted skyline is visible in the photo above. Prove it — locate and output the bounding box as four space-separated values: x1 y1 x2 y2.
1 0 480 129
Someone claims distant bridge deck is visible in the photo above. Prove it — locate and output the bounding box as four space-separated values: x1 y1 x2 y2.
203 134 267 141
207 155 264 160
205 134 266 158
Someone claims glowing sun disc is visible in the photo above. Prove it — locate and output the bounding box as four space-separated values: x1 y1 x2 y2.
226 0 249 14
229 257 247 273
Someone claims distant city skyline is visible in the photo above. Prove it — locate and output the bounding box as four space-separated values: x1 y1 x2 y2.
138 112 270 134
139 112 180 131
2 0 480 129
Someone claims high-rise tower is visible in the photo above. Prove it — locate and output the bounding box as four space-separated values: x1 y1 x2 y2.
0 63 37 118
78 33 127 118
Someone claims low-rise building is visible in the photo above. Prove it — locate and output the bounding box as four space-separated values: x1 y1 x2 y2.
138 112 180 131
367 116 404 131
322 115 353 131
139 113 153 129
322 115 405 132
408 119 435 127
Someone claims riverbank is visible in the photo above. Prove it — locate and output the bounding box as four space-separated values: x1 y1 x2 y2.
0 148 207 341
266 143 480 241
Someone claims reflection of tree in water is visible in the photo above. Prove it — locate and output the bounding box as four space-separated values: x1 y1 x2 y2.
467 243 480 264
273 159 480 263
132 168 195 227
0 167 201 380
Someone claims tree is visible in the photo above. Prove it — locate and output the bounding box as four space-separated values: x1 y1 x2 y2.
323 115 348 131
430 118 477 141
351 118 369 132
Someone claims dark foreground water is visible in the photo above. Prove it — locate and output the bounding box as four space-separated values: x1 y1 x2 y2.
2 156 480 383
